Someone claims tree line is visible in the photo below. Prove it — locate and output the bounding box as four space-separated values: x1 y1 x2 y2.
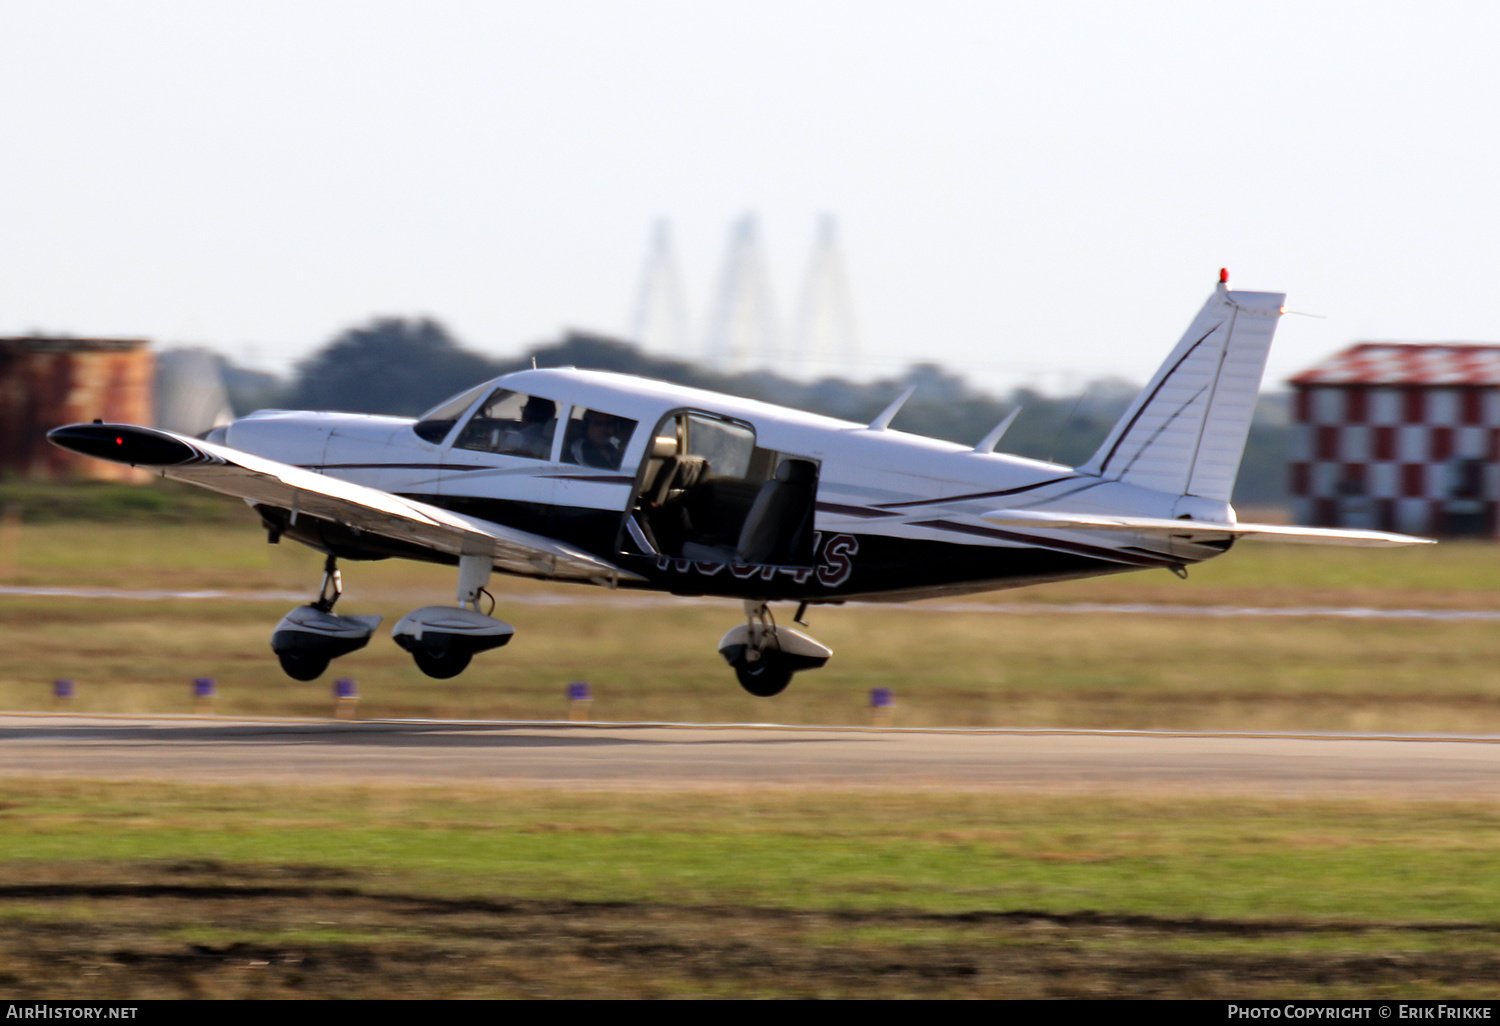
218 318 1289 504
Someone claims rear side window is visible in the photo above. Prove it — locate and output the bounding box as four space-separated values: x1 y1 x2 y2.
560 407 637 471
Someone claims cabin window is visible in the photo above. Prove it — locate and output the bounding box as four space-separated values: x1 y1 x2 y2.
453 389 561 461
412 382 491 444
560 407 638 471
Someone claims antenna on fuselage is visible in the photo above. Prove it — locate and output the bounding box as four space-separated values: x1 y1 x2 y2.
973 406 1023 454
866 385 916 431
1046 382 1092 465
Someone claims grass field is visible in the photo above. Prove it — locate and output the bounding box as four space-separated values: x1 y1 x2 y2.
3 781 1499 998
4 517 1500 729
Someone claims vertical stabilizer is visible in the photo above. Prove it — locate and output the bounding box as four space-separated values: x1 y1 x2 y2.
1076 279 1284 502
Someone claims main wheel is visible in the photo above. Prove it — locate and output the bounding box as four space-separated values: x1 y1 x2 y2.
277 651 330 681
734 655 793 697
412 647 473 679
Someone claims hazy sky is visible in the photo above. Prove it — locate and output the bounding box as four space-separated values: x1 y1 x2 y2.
3 1 1499 395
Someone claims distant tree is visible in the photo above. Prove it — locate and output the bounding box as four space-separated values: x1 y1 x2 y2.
276 322 1288 507
1234 392 1291 506
214 357 290 415
289 318 499 416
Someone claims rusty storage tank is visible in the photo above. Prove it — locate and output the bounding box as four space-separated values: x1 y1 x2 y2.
0 337 154 481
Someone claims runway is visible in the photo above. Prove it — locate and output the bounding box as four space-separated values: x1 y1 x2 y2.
3 714 1499 797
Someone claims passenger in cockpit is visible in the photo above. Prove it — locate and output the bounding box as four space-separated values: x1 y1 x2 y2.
570 410 626 469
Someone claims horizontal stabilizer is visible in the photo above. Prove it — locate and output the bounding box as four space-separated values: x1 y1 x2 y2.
981 509 1433 548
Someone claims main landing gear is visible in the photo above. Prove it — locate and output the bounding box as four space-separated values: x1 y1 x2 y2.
270 553 513 681
270 556 382 681
390 554 514 679
717 600 832 697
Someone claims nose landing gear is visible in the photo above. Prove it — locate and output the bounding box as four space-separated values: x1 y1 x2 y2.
270 556 381 680
718 600 832 697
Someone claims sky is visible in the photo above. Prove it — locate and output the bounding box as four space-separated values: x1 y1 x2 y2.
3 1 1500 396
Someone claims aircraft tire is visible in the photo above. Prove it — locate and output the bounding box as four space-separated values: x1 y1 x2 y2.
278 652 330 681
734 657 793 697
412 648 473 679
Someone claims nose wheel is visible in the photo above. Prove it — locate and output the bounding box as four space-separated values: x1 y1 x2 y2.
719 601 832 697
733 656 795 697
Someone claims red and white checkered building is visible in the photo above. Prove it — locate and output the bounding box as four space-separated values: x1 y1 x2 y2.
1289 344 1500 537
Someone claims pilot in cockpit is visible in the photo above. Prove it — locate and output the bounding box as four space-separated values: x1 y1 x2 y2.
503 396 556 460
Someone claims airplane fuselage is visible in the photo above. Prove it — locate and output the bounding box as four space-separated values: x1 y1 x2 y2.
222 368 1231 604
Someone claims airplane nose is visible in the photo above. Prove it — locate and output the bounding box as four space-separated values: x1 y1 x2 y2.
46 423 198 466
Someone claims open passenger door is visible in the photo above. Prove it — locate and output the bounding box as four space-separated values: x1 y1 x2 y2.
620 410 820 568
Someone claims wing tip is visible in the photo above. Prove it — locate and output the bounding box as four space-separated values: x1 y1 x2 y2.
47 423 197 467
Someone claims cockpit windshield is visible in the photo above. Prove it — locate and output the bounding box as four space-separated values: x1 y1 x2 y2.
453 389 561 461
412 382 491 444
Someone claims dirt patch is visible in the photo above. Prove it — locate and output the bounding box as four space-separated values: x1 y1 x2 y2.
2 861 1498 998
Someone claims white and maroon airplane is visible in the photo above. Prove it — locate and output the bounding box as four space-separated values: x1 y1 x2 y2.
49 273 1430 695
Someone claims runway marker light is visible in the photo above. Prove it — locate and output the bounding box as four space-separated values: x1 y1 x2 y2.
567 681 592 722
870 687 894 727
53 679 75 707
193 677 215 715
333 678 358 719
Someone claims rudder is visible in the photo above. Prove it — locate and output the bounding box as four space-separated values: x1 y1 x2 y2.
1076 278 1284 503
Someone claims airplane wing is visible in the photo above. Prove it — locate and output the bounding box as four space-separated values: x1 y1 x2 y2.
980 509 1433 547
48 423 642 583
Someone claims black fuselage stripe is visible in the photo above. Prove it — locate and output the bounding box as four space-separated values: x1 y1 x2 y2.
816 501 899 518
309 462 461 471
536 474 635 484
872 475 1078 510
911 518 1175 568
307 464 632 483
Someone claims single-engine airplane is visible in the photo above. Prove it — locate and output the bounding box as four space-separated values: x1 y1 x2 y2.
49 272 1432 695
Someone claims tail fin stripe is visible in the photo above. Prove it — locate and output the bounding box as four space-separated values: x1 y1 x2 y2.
1093 324 1221 476
1115 381 1210 478
1185 307 1239 479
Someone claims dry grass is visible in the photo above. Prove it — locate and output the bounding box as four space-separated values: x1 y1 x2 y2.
5 520 1500 729
5 593 1500 729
